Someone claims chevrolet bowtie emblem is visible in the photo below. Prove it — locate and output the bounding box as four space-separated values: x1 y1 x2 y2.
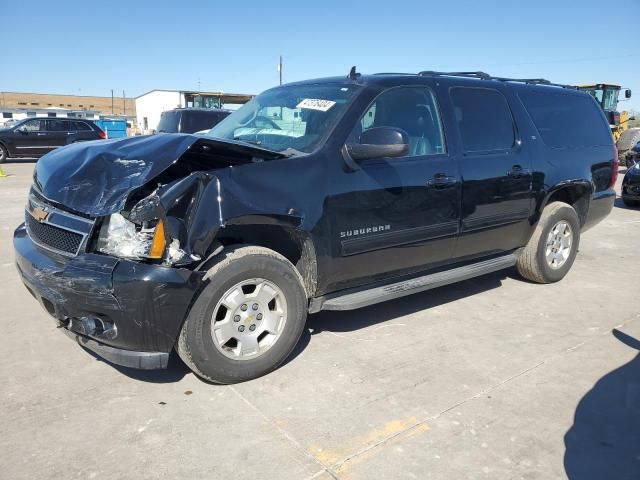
31 206 49 223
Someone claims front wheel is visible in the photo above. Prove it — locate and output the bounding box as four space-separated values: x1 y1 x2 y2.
177 245 308 384
516 202 580 284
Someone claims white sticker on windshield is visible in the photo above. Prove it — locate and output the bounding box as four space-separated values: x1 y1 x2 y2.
296 98 336 112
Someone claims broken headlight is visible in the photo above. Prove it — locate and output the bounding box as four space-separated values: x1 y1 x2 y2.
96 212 166 260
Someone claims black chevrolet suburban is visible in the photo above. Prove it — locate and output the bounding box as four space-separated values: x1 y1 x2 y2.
14 69 617 383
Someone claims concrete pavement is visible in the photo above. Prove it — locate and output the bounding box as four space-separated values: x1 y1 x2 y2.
1 160 638 479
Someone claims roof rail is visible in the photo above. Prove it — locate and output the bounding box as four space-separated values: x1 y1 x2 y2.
491 77 548 84
372 72 415 76
418 71 492 80
411 71 575 89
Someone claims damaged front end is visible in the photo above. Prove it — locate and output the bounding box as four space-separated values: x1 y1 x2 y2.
32 133 288 267
15 133 292 368
95 171 220 267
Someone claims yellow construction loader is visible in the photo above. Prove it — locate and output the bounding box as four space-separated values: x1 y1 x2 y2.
577 84 639 166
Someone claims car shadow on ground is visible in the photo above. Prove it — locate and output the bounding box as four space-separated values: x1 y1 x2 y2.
564 329 640 480
93 269 511 384
306 269 510 336
2 158 38 164
614 197 639 210
81 348 192 383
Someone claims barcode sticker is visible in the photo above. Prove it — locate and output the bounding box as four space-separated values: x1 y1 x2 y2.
296 98 336 112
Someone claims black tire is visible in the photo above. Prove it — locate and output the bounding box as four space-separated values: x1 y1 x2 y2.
177 245 308 384
0 144 8 164
516 202 580 284
617 128 640 152
623 197 640 208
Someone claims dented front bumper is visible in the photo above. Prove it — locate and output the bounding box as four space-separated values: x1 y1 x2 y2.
14 223 204 369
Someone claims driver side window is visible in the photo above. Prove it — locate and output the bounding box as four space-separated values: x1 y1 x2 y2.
349 87 446 157
21 120 43 132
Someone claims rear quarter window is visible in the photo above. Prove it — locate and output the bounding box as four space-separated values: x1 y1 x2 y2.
72 121 91 131
157 112 180 133
518 90 612 148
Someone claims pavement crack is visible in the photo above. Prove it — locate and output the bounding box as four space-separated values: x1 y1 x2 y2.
229 386 340 479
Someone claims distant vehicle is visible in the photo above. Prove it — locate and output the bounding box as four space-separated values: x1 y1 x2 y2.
0 118 105 163
617 128 640 167
0 119 21 129
156 108 230 134
631 141 640 164
622 160 640 207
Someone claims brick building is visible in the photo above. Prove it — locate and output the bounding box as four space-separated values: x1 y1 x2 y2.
0 91 136 117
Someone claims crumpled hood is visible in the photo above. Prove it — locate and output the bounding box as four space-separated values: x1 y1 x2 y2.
35 134 199 216
34 133 282 217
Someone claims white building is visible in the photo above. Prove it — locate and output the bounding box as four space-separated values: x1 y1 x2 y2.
135 89 253 133
0 107 103 126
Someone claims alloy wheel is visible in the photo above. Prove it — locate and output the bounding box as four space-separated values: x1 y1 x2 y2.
545 220 573 269
210 278 287 360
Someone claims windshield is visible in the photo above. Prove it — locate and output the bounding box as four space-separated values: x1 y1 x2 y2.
207 83 360 153
581 87 620 112
601 88 619 111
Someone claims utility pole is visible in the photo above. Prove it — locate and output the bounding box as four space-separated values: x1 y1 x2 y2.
278 55 283 85
111 89 114 115
123 90 126 116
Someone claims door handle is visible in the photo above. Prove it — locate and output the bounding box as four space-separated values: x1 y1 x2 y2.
36 132 46 136
426 173 457 189
507 165 531 178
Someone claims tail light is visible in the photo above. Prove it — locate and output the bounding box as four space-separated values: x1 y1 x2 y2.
98 130 106 139
610 145 619 188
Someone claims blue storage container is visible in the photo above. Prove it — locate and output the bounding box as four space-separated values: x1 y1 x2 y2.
95 119 127 138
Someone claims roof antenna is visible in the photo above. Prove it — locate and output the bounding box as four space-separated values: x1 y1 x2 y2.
348 66 361 80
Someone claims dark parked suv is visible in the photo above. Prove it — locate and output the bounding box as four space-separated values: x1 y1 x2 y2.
0 118 105 162
14 69 616 383
156 108 230 134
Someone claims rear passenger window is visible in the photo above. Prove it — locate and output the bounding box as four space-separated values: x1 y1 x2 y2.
450 87 515 153
46 120 70 131
518 90 612 148
349 87 446 157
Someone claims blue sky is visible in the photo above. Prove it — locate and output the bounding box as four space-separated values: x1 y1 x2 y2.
3 0 640 110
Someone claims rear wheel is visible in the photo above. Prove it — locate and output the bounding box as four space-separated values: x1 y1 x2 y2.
0 144 8 164
516 202 580 283
177 245 308 384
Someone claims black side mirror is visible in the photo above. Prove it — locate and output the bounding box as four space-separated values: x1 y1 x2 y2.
625 89 632 99
346 127 410 161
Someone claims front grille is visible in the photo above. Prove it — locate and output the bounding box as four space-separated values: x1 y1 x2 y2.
26 212 83 255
